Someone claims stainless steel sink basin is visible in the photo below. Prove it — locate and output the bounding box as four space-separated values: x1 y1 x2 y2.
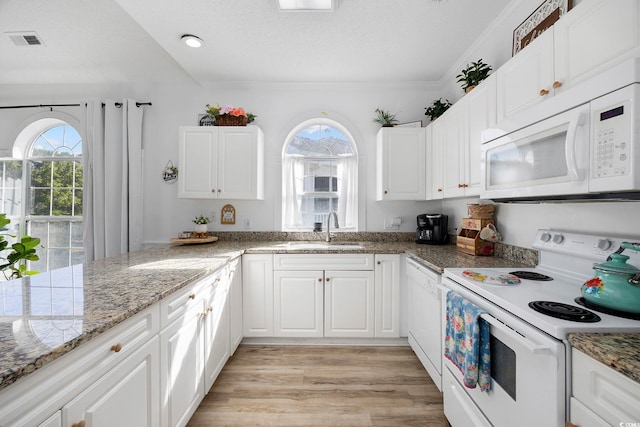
274 242 364 250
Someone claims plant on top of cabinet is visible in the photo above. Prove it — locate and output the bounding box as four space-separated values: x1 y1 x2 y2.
424 98 452 121
456 59 492 93
373 108 399 127
205 104 257 126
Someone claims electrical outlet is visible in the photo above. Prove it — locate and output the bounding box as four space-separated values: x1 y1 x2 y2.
245 219 252 229
210 213 217 223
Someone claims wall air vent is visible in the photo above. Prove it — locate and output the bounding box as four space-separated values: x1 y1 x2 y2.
5 31 44 47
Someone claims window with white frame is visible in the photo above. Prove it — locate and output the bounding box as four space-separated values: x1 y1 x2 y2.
1 120 85 274
282 119 357 231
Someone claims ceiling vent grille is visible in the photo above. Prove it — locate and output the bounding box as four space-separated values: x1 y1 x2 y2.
6 31 44 47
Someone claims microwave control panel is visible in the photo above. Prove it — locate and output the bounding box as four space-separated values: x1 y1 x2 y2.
590 84 639 192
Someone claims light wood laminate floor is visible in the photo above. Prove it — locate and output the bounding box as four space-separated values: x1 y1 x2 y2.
188 345 449 427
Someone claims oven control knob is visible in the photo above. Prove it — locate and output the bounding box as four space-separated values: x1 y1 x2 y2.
596 239 612 251
552 234 564 244
540 232 552 242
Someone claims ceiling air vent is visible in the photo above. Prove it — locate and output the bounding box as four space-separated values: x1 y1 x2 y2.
6 31 44 47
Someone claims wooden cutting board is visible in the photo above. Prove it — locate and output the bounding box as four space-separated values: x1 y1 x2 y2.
170 236 219 245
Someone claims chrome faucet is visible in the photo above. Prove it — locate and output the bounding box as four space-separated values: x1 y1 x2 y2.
326 211 339 242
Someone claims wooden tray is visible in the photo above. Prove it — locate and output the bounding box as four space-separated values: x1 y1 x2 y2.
170 236 219 245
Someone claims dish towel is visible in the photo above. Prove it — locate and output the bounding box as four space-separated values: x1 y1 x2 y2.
444 290 492 392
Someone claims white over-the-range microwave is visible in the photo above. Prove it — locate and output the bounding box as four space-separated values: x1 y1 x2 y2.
481 60 640 201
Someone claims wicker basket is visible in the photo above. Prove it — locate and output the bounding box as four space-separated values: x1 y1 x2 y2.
215 114 248 126
467 203 495 219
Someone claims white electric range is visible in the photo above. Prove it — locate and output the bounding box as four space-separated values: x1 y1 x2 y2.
441 229 640 427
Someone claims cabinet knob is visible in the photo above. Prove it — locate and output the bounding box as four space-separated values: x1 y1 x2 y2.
539 88 550 96
326 278 330 282
463 183 468 188
201 311 208 317
218 189 222 193
318 278 322 282
384 190 388 194
377 261 381 265
72 421 86 427
208 306 213 312
188 293 196 300
437 188 443 192
211 189 216 193
110 343 122 353
552 81 563 89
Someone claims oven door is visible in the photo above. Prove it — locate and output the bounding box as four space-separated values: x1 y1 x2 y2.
481 103 590 200
442 277 566 427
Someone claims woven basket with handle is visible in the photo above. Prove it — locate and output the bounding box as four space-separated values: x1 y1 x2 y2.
467 204 495 219
215 114 248 126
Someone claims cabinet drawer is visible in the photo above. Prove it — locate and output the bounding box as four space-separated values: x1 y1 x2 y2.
572 349 640 425
160 277 211 328
273 254 374 271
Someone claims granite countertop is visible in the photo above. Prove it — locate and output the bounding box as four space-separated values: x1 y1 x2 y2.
568 333 640 383
0 236 532 392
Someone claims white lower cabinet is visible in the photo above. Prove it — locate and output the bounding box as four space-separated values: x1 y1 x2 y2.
38 412 61 427
274 270 324 337
63 335 160 427
204 267 231 392
324 270 375 338
228 258 243 354
569 349 640 426
374 255 400 338
242 254 274 337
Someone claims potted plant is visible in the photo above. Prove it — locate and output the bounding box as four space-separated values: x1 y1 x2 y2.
424 98 452 121
456 59 492 93
205 104 257 126
192 215 211 236
0 213 40 279
373 108 399 127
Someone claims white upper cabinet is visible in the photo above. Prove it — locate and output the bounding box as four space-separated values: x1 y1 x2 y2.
178 126 264 200
427 120 444 200
376 127 426 201
497 0 640 123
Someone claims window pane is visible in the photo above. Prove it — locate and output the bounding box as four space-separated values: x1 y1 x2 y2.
74 189 82 216
52 189 73 216
30 161 52 187
71 222 83 247
49 248 70 271
49 221 70 248
0 161 23 216
30 188 51 215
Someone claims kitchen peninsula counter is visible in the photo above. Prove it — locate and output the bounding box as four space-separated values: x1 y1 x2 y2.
568 333 640 383
0 237 532 392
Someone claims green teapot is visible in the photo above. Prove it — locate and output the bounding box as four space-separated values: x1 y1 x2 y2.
581 242 640 314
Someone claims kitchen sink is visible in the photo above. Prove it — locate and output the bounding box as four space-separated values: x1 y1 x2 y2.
274 242 364 250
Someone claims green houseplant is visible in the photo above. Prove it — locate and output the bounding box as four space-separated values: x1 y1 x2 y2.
373 108 399 127
0 213 40 280
424 98 452 121
192 215 211 236
456 59 492 93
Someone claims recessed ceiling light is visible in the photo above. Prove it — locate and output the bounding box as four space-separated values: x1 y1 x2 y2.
277 0 339 12
180 34 204 48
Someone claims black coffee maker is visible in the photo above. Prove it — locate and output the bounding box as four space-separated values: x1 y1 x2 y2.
415 214 449 245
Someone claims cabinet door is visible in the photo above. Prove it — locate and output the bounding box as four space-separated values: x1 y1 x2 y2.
374 255 400 338
376 127 426 200
273 270 324 337
218 126 264 200
554 0 640 93
428 121 444 199
228 259 243 354
38 412 61 427
496 29 554 122
465 74 496 196
63 335 160 427
178 127 218 199
324 270 375 338
160 304 205 427
204 271 230 391
242 254 274 337
441 102 467 198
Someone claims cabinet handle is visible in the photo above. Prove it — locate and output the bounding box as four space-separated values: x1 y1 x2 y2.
458 184 463 188
539 88 550 96
463 183 468 188
72 421 86 427
552 81 563 89
110 343 122 353
188 293 196 300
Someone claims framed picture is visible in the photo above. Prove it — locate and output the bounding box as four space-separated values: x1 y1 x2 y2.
512 0 572 56
198 114 215 126
395 121 423 128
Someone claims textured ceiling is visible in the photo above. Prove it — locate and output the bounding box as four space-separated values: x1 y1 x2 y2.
0 0 513 86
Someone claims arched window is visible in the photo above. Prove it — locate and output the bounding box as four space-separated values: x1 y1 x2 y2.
4 118 85 273
282 119 358 231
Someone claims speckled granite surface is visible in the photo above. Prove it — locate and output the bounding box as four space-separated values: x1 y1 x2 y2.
568 333 640 383
0 233 536 392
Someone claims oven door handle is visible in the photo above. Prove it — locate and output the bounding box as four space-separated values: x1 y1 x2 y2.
479 313 550 354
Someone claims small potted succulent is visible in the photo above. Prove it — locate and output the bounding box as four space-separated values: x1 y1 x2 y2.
456 59 492 93
424 98 452 121
373 108 399 127
192 215 211 236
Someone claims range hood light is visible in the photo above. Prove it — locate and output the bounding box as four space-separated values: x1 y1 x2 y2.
181 34 204 48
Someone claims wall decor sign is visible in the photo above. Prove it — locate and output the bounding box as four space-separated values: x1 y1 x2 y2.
162 160 178 184
512 0 572 56
221 204 236 225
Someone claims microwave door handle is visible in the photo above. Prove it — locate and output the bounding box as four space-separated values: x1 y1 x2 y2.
479 313 550 354
565 110 587 181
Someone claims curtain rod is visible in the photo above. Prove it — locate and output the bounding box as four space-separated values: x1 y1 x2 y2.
0 101 152 110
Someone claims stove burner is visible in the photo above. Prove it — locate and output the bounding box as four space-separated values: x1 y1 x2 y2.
509 271 553 281
574 297 640 321
528 301 601 322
